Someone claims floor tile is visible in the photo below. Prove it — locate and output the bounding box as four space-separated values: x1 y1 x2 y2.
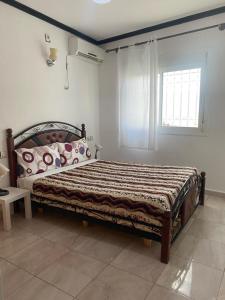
192 238 225 270
42 226 80 248
0 229 39 258
180 216 196 234
191 206 202 218
111 240 165 283
172 234 198 259
8 238 68 275
205 195 225 210
38 251 106 297
173 233 225 270
157 256 223 300
204 193 210 200
14 215 59 236
187 218 225 244
197 206 225 225
71 227 132 263
146 285 191 300
77 266 152 300
0 259 32 297
6 277 73 300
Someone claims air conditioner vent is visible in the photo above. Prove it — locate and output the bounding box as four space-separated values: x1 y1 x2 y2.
69 37 104 63
77 51 104 63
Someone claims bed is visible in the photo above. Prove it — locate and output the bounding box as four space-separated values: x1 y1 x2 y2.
6 121 205 264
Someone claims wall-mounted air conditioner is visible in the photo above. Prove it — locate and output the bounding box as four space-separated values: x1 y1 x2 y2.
68 37 104 63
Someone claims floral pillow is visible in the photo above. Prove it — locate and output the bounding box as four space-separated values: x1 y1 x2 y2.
57 138 91 167
16 143 61 178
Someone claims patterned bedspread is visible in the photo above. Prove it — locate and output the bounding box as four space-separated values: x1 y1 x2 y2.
32 160 198 235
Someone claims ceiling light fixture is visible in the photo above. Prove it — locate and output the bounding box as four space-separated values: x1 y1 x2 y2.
93 0 111 4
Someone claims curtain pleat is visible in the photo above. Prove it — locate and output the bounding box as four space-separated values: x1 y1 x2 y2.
117 41 158 150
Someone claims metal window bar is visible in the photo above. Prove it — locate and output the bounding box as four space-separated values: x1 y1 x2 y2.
162 69 201 128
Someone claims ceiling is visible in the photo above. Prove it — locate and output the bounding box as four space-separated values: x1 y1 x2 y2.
18 0 225 41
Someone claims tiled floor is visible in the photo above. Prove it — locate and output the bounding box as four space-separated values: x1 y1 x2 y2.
0 194 225 299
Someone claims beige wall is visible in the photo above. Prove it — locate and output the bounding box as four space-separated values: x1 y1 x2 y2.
100 13 225 193
0 2 100 186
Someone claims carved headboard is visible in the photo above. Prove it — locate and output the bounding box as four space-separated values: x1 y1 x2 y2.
6 121 86 187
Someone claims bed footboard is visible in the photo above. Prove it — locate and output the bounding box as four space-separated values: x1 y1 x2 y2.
160 171 205 263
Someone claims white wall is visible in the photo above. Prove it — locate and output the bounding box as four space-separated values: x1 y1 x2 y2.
1 2 225 192
100 13 225 193
0 2 100 186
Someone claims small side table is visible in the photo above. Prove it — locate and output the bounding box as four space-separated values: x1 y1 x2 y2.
0 187 32 231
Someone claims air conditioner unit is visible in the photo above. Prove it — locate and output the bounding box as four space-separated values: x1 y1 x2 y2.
68 37 104 63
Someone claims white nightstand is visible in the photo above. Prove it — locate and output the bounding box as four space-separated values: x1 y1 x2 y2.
0 187 32 231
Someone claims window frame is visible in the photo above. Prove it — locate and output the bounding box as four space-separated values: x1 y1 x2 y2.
158 63 206 136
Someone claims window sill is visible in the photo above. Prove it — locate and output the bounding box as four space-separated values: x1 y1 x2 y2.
158 126 207 137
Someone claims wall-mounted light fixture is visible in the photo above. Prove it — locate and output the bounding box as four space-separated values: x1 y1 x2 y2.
47 47 58 66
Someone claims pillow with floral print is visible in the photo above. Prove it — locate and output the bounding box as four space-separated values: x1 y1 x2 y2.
16 143 61 178
57 138 91 167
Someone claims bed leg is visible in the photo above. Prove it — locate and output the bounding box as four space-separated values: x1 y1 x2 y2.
37 207 44 214
82 220 89 228
143 239 152 248
199 171 206 206
161 212 172 264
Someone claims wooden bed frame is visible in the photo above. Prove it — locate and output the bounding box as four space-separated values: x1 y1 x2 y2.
6 121 205 264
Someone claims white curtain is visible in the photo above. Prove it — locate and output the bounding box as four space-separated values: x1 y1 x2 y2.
117 40 158 150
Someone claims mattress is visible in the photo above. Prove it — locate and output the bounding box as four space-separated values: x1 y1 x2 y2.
25 160 198 236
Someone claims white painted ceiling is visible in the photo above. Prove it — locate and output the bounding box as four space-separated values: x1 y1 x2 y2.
18 0 225 41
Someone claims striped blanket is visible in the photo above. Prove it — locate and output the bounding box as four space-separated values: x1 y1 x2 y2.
32 160 198 234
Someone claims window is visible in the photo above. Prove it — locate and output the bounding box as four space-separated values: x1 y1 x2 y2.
160 67 204 134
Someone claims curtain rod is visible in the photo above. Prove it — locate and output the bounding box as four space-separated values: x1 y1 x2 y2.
105 23 224 53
